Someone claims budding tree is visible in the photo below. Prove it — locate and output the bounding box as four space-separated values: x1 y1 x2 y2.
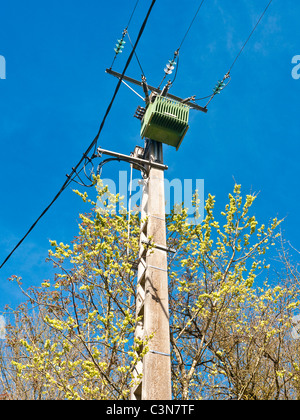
0 182 299 400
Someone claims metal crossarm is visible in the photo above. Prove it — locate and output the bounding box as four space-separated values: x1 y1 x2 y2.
106 68 208 113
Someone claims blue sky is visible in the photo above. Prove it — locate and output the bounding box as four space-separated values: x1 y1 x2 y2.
0 0 299 310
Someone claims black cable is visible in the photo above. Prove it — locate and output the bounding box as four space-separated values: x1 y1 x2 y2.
0 0 157 271
92 0 156 156
97 158 148 179
71 165 95 188
194 94 214 102
83 156 95 183
0 181 70 270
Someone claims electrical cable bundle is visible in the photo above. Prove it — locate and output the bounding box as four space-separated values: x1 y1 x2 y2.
0 0 274 270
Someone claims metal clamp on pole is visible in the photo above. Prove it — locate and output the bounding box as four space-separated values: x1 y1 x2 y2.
141 239 176 254
96 147 168 171
149 350 171 357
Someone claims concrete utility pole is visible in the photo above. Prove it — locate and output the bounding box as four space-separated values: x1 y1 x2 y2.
105 68 207 401
131 139 172 400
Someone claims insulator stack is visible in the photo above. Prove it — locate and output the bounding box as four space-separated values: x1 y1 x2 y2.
114 38 126 55
164 59 176 75
134 105 146 120
213 80 226 95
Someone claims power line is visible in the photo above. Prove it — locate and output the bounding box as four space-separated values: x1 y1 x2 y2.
193 0 274 108
110 0 142 70
178 0 206 51
228 0 274 72
92 0 156 155
158 0 206 89
0 181 70 270
127 0 141 29
126 30 146 77
0 0 157 271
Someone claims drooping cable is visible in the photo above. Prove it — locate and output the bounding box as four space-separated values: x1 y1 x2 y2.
0 0 157 270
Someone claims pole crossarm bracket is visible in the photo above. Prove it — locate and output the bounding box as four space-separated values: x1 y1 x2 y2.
106 68 208 113
96 147 168 173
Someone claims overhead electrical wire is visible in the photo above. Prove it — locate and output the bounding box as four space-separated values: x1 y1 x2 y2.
194 0 274 108
0 0 157 271
110 0 141 70
158 0 207 89
126 0 141 29
178 0 206 51
228 0 274 73
126 30 146 77
0 0 274 270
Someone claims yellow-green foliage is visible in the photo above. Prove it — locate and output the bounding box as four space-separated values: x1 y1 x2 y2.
2 183 300 400
5 183 148 400
167 185 300 400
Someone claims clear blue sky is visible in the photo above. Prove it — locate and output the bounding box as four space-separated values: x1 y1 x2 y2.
0 0 299 310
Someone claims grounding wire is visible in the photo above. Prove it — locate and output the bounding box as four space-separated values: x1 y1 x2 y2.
0 0 157 270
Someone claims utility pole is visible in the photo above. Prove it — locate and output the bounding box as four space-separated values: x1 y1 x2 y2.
131 139 172 400
97 141 172 400
105 68 207 401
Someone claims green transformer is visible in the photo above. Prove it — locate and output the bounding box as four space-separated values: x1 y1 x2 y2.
140 96 190 151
